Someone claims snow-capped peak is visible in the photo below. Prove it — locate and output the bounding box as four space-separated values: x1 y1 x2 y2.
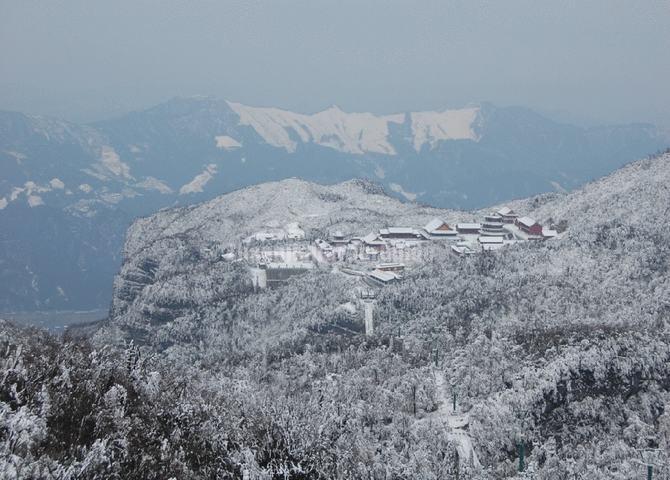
410 108 480 151
227 101 480 155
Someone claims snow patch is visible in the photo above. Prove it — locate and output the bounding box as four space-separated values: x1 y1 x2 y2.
228 102 403 155
101 193 125 204
100 146 133 180
179 164 217 195
23 180 51 194
550 180 567 193
27 195 44 207
337 301 358 315
10 187 25 201
285 222 305 240
410 107 480 151
136 177 173 194
4 150 26 164
81 168 109 181
50 178 65 189
389 183 419 201
215 135 242 150
228 101 480 155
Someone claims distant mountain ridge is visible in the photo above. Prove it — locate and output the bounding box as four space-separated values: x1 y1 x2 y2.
2 97 667 213
0 96 667 311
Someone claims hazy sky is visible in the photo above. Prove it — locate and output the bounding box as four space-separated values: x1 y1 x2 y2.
1 0 669 127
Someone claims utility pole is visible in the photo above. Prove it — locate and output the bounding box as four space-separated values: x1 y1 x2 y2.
412 385 417 416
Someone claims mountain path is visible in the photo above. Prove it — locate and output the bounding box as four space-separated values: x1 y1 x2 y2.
426 368 482 471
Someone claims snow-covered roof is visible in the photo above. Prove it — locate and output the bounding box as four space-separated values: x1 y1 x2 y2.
368 269 399 283
381 227 416 235
542 227 558 238
517 216 538 228
376 262 405 269
249 230 286 242
451 245 475 255
478 236 504 244
457 223 481 230
424 218 446 232
266 261 314 270
497 206 516 216
363 232 385 244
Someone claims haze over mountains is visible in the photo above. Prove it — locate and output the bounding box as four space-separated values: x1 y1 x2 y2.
0 96 668 311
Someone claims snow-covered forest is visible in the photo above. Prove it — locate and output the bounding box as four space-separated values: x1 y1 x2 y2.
2 151 670 479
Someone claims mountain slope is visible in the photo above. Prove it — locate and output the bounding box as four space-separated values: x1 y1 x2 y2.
108 178 469 328
94 153 670 477
0 98 667 311
2 154 669 478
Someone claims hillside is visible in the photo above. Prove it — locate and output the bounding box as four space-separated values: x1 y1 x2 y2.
108 178 471 332
1 97 667 311
23 152 655 477
1 154 669 477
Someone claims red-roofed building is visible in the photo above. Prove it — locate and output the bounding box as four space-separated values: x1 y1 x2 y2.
515 216 542 236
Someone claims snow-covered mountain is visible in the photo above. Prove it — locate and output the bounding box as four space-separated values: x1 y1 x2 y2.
108 152 670 334
4 96 666 216
1 152 669 477
0 97 667 311
226 101 480 154
92 152 670 477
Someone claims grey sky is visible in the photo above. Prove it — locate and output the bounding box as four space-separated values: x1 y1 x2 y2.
1 0 669 127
